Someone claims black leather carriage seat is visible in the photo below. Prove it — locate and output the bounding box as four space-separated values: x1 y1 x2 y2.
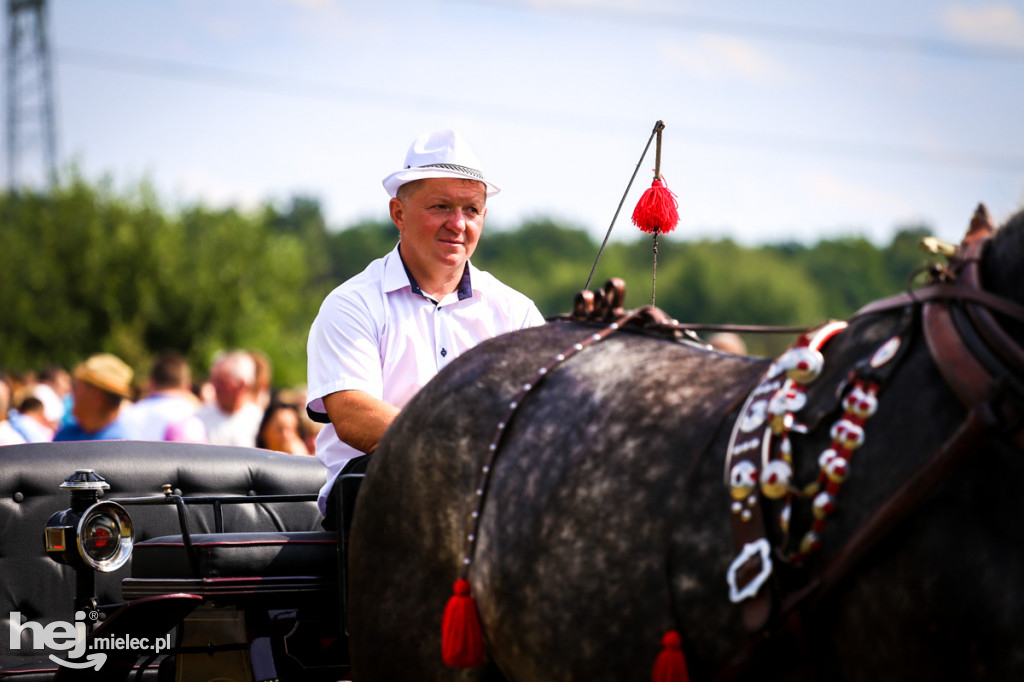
131 531 338 580
122 530 339 603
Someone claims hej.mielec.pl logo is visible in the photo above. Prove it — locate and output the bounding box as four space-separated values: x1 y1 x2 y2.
9 610 170 670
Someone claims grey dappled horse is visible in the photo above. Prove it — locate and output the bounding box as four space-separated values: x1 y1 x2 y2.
348 206 1024 681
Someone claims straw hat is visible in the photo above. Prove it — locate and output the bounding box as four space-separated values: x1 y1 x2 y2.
74 353 134 399
382 129 500 198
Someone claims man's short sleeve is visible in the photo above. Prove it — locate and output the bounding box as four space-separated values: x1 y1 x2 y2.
522 301 546 329
306 286 386 420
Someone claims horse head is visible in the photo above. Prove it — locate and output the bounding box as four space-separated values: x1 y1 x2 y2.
981 205 1024 340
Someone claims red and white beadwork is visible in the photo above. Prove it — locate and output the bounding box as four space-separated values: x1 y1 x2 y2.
790 379 880 564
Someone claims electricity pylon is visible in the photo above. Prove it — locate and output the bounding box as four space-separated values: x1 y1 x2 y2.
6 0 58 189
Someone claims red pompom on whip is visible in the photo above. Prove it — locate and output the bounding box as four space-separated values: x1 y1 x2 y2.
441 578 486 668
629 121 678 306
632 176 679 234
652 630 691 682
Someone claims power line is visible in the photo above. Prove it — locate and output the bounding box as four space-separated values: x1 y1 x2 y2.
58 45 401 105
56 45 1024 173
676 124 1024 173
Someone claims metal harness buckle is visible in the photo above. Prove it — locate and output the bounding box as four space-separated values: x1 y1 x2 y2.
727 538 773 603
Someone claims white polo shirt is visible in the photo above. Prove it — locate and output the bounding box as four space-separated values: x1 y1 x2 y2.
306 244 545 515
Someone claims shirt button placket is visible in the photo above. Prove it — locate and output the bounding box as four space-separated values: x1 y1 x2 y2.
435 305 446 369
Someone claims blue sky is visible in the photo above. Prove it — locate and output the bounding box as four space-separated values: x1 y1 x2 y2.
11 0 1024 245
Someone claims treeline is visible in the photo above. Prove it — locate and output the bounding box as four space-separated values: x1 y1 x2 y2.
0 174 937 386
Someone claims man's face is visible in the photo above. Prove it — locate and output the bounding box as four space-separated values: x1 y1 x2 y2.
210 365 244 412
390 177 487 274
70 379 98 423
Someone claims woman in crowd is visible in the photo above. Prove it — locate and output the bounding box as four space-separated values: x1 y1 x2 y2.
255 401 310 455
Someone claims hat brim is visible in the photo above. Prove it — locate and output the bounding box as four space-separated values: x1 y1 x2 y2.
74 367 133 399
382 167 501 199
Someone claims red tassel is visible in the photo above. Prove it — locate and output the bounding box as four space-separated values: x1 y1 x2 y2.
441 578 486 668
632 178 679 234
652 630 690 682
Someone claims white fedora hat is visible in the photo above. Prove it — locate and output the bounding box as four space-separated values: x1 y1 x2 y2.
382 129 500 198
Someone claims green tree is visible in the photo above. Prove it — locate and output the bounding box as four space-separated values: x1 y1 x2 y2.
0 172 942 386
885 225 934 290
473 220 599 316
765 237 887 318
0 175 324 386
326 220 399 285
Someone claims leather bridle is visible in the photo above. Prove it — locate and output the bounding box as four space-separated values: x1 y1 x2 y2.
852 204 1024 449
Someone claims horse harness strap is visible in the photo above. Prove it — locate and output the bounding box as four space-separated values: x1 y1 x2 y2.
722 320 849 632
852 282 1024 325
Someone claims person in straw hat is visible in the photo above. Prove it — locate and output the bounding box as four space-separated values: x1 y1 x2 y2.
307 129 545 529
53 353 136 441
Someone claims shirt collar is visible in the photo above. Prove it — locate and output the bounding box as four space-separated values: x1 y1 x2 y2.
389 243 474 302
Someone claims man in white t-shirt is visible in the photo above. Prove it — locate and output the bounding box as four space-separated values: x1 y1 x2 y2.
196 350 263 447
122 351 206 442
306 129 545 528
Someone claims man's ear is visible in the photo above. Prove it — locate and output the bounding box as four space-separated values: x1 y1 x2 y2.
389 197 405 232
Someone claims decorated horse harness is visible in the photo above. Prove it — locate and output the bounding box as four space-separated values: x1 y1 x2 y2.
721 204 1024 666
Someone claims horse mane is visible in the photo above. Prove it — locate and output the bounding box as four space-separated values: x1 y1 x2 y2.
984 206 1024 307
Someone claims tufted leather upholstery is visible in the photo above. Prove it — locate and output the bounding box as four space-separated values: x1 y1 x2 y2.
0 440 326 680
131 531 337 579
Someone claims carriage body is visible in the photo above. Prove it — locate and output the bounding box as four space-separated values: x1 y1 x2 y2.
0 440 348 682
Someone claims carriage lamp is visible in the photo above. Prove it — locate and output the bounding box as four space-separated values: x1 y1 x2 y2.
45 469 135 572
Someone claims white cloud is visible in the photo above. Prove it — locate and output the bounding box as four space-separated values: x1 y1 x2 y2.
941 3 1024 48
657 34 793 84
802 169 914 240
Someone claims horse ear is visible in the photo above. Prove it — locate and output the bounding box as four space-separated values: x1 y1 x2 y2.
966 203 995 241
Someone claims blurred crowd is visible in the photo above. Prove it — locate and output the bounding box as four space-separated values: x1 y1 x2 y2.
0 350 323 455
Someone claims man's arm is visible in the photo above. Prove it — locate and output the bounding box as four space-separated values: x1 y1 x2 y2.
322 389 400 455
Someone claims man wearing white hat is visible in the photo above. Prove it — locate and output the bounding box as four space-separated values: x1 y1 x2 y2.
306 129 545 528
